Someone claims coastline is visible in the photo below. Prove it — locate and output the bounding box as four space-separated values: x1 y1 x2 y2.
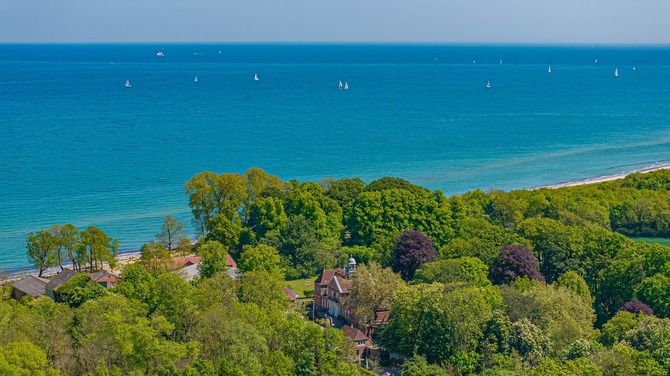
533 163 670 190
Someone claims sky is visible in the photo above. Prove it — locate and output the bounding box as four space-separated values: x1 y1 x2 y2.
1 0 669 44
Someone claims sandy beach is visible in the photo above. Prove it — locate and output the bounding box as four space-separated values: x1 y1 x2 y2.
534 164 670 190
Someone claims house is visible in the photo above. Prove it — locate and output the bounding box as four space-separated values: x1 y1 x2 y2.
314 256 358 320
45 268 77 300
226 254 237 269
11 275 49 300
283 286 299 302
342 324 374 361
172 256 203 268
89 270 121 288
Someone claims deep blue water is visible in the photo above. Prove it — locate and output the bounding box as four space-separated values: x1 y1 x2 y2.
1 44 670 270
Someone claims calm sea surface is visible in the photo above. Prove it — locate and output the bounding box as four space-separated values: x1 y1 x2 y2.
1 44 670 270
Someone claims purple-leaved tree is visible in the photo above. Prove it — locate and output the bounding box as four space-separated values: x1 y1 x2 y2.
391 230 437 281
490 244 545 285
619 299 654 316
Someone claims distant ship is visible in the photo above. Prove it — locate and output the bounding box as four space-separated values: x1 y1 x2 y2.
125 80 132 88
194 76 198 83
338 81 343 89
156 51 164 57
594 58 598 64
343 82 349 90
614 68 619 77
499 59 503 64
633 66 637 71
254 73 259 81
486 80 491 89
548 66 552 73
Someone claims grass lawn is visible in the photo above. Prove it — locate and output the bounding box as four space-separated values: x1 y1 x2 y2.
631 237 670 247
285 276 317 299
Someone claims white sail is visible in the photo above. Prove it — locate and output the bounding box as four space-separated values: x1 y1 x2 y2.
499 58 503 64
125 80 131 88
156 51 164 57
344 82 348 90
338 80 343 89
594 58 598 64
486 80 491 89
194 76 198 83
614 68 619 77
254 73 259 81
548 66 552 73
632 66 636 71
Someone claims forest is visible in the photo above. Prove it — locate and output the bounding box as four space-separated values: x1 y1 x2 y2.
5 167 670 375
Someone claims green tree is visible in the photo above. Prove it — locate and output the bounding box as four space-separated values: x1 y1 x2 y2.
55 273 107 308
196 240 229 279
26 230 59 277
204 213 241 251
554 271 594 305
636 273 670 318
156 215 187 252
400 355 449 376
413 257 491 287
138 241 170 273
343 262 405 335
0 341 60 376
238 270 287 311
324 177 366 214
238 244 282 277
78 226 118 272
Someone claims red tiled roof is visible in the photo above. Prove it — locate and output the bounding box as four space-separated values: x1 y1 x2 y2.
226 254 237 269
314 268 345 285
283 286 297 301
375 309 390 325
172 256 203 267
328 275 352 294
342 324 370 343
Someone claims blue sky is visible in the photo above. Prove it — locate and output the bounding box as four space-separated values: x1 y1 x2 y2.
1 0 669 44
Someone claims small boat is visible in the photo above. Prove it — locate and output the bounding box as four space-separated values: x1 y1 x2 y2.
594 58 598 64
632 66 636 71
338 81 343 89
125 80 131 88
156 51 164 57
194 75 198 83
472 60 476 64
254 73 259 81
344 82 349 90
486 80 491 89
499 59 503 64
614 68 619 77
548 66 552 73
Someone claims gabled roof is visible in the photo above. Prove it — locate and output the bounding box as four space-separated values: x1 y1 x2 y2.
46 268 77 290
172 256 203 268
226 254 237 269
329 275 352 294
314 268 346 285
283 286 298 301
12 275 49 297
90 269 120 281
342 324 370 343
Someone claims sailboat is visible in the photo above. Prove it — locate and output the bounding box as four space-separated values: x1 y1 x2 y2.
338 80 343 89
594 58 598 64
156 51 164 57
124 80 132 88
548 66 552 73
632 66 637 71
194 76 198 83
486 80 491 89
499 59 503 64
343 82 349 90
254 73 259 81
614 68 619 77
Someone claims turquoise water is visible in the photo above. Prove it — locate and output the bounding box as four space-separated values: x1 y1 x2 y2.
1 44 670 270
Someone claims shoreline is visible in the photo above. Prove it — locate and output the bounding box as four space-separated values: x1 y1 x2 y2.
532 163 670 190
5 164 670 279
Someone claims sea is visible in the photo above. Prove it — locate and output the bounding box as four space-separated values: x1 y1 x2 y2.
1 44 670 271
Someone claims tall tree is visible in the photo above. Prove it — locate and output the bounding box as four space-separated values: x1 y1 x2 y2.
197 240 229 278
490 244 545 285
238 244 283 277
50 224 80 271
78 226 118 272
391 230 437 281
156 215 187 252
342 262 404 335
26 230 59 277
